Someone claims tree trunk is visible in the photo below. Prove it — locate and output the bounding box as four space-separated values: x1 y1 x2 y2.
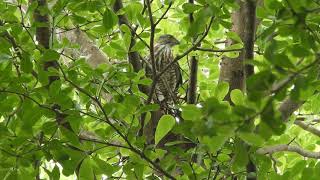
218 0 259 178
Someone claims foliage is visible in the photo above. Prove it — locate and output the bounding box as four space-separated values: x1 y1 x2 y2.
0 0 320 179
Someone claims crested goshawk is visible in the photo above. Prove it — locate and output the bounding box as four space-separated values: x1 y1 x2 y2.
146 34 182 108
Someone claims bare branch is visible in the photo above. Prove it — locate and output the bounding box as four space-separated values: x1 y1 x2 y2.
195 47 243 53
257 144 320 159
294 120 320 137
154 2 172 26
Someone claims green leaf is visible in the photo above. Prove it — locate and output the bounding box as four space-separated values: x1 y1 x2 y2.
138 104 160 114
226 31 243 44
181 104 202 121
21 52 33 73
93 157 115 177
41 49 60 61
232 139 249 172
103 8 118 32
201 135 228 153
238 132 265 146
182 3 202 13
52 165 60 180
155 115 176 145
291 44 311 57
131 40 146 52
272 54 295 69
79 158 94 180
230 89 245 105
214 82 229 101
187 7 211 37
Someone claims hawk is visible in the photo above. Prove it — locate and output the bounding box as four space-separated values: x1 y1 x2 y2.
146 34 182 108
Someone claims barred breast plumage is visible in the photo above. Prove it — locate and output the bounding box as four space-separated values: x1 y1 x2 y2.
145 34 182 105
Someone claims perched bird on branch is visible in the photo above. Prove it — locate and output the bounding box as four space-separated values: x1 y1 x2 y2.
146 34 182 109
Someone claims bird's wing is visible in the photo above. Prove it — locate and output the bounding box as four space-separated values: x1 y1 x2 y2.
175 63 183 90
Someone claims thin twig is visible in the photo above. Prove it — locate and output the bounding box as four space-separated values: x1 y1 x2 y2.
195 47 243 53
154 2 172 26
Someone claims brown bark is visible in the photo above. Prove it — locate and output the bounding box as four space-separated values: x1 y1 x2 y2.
279 98 304 121
219 0 246 101
219 0 258 98
242 0 257 77
218 0 259 178
187 0 198 104
113 0 142 73
33 0 72 130
58 29 109 68
187 56 198 104
113 0 152 138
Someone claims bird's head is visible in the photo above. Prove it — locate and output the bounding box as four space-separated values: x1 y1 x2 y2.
157 34 180 47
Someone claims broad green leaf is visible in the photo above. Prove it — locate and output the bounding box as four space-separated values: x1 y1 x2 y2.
93 157 115 176
181 104 202 121
182 3 202 13
232 139 249 172
230 89 245 105
131 40 146 52
52 165 60 180
187 7 211 37
291 44 311 57
79 158 94 180
21 52 33 73
200 135 228 153
214 82 229 101
138 104 160 113
238 132 265 146
155 115 176 145
41 49 60 61
103 8 118 31
226 31 243 44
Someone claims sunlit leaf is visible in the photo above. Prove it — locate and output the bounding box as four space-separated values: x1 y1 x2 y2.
155 115 176 145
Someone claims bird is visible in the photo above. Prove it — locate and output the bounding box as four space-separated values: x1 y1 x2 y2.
145 34 182 110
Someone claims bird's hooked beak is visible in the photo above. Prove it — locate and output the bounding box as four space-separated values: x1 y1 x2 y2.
173 38 180 46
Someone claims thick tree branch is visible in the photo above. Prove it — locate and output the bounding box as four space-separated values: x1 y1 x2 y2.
242 0 257 77
294 120 320 137
187 0 198 104
257 144 320 159
277 58 320 121
113 0 143 73
279 98 304 121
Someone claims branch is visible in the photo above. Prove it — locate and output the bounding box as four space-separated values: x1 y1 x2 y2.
158 17 214 78
146 0 156 80
195 47 243 53
139 0 157 136
128 25 150 49
0 90 51 111
257 144 320 159
242 0 257 77
187 0 197 104
277 58 320 121
57 64 176 180
113 0 142 73
154 2 172 26
294 120 320 137
144 16 214 106
79 137 131 149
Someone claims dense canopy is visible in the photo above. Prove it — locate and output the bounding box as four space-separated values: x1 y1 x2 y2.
1 0 320 179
